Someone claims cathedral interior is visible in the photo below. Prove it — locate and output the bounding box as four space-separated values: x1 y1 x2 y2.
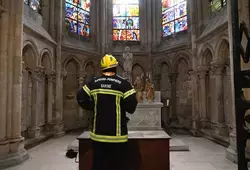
0 0 249 169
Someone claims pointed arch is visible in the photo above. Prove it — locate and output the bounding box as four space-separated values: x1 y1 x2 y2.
84 60 96 72
172 53 191 72
215 38 230 64
39 49 54 71
198 43 215 65
132 63 145 82
201 48 213 66
23 40 39 57
22 41 39 69
153 56 171 76
63 56 81 72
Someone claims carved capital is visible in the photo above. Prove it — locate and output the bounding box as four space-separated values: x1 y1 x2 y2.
22 61 26 74
211 65 225 76
188 70 198 80
168 73 178 83
198 70 208 79
77 72 87 84
34 67 45 80
61 70 68 80
47 71 56 82
197 66 209 79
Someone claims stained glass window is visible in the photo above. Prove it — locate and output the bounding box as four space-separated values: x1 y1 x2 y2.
112 0 140 41
162 0 188 37
209 0 227 13
24 0 41 12
65 0 91 37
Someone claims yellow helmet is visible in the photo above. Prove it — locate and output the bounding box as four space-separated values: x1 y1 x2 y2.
100 54 118 70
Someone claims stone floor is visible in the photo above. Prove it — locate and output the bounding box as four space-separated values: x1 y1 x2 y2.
4 133 237 170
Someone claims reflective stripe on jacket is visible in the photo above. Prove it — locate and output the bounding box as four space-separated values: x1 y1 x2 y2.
77 73 138 143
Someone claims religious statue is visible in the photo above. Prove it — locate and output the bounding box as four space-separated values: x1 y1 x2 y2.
123 46 133 83
144 77 155 103
133 75 144 103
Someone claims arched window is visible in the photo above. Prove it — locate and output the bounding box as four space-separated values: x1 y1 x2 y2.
24 0 41 12
112 0 140 41
209 0 227 13
65 0 91 37
162 0 188 37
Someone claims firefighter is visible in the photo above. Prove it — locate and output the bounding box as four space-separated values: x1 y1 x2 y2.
77 54 138 170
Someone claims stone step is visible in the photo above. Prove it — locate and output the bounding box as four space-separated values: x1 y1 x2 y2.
24 132 54 150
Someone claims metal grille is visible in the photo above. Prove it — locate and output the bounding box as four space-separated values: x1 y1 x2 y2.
231 0 250 169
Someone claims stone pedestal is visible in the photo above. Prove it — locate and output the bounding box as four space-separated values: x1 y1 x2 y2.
27 127 41 138
53 121 65 138
226 130 237 163
0 138 29 169
0 149 29 169
126 91 164 130
214 123 229 137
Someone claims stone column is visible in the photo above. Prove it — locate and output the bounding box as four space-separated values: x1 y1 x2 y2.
189 70 201 136
226 0 239 163
211 64 229 136
77 73 86 121
0 0 8 150
46 71 56 124
197 67 209 129
53 0 65 137
28 67 44 138
0 0 29 169
168 73 178 120
49 0 55 38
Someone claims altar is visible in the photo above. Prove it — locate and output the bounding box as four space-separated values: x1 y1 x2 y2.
77 131 171 170
75 88 172 170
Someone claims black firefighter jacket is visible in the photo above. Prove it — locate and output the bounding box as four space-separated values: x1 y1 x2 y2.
77 73 138 143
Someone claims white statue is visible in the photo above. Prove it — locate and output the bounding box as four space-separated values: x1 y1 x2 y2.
123 46 133 83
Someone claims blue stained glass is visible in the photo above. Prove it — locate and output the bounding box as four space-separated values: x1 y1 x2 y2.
126 17 139 29
163 21 174 36
78 23 90 36
24 0 40 12
30 0 40 11
65 3 78 20
175 16 188 33
78 9 90 24
113 17 127 29
162 0 188 37
175 1 187 19
65 18 78 33
162 7 174 23
65 0 91 37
